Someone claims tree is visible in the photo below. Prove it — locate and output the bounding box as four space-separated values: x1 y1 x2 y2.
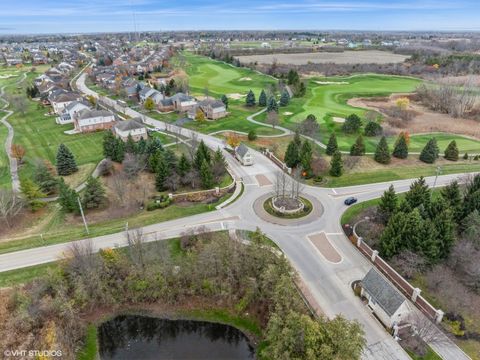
195 108 205 122
284 141 300 168
0 189 24 228
329 151 343 177
380 211 407 258
299 114 319 138
300 140 313 175
111 138 126 163
287 69 300 85
444 140 459 161
393 133 409 159
212 148 226 182
58 178 79 213
419 138 439 164
143 97 155 111
396 97 410 110
267 97 278 113
326 133 338 156
56 144 78 176
266 111 279 129
364 121 383 137
378 185 398 224
342 114 362 134
248 129 257 141
200 159 214 189
463 209 480 244
20 178 45 211
11 144 26 163
374 136 391 164
279 89 290 106
405 177 431 210
258 90 267 107
177 153 191 178
221 94 229 109
245 90 256 107
82 176 106 209
155 153 170 191
102 131 117 160
350 135 365 156
125 134 137 154
33 161 57 195
226 132 240 149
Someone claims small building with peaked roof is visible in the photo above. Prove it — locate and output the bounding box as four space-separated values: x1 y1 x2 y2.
360 268 413 329
113 118 148 142
235 143 254 166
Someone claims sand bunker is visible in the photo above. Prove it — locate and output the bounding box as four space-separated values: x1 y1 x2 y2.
315 81 349 85
283 112 293 116
333 117 345 123
239 77 252 81
227 93 246 100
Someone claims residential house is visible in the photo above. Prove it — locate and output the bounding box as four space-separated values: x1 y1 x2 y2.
56 101 90 125
170 93 197 112
139 86 164 104
113 118 148 142
73 109 116 133
360 268 413 329
235 143 254 166
188 98 228 120
158 97 175 112
48 90 82 114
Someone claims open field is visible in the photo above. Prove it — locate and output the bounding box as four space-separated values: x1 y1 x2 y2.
236 50 410 65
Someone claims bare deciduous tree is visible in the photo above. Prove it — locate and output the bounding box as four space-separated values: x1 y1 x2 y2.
126 228 146 271
0 189 24 228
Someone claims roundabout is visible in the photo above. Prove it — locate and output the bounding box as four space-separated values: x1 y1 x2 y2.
253 193 323 226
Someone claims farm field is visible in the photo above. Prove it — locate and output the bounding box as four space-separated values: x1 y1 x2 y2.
236 50 409 65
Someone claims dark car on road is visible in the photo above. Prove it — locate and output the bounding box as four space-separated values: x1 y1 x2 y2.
344 197 358 206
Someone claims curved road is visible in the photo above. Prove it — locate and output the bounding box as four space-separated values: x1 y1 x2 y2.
0 70 471 360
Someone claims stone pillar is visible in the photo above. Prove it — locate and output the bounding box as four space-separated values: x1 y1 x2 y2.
356 236 363 248
435 309 444 324
411 287 421 302
215 187 220 195
371 250 379 262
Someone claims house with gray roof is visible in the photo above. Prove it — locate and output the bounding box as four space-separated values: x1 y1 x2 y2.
360 268 413 329
73 109 116 133
113 118 147 142
56 101 90 125
235 143 254 166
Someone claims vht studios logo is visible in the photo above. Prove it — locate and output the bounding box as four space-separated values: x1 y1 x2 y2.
4 349 63 357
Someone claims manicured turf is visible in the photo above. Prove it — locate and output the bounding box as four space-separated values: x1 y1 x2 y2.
0 261 58 287
0 115 11 188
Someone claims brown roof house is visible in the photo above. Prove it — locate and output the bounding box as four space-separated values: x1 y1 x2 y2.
113 118 148 142
73 109 116 133
188 99 228 120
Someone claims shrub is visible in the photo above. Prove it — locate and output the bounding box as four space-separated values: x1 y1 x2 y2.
419 138 439 164
248 129 257 141
146 196 171 211
364 121 383 136
342 114 362 134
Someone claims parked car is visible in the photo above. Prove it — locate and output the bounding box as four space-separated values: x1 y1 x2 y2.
344 197 357 206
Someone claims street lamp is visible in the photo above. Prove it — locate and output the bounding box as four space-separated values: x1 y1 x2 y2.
433 166 442 189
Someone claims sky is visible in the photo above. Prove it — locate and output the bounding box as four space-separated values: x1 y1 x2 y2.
1 0 480 34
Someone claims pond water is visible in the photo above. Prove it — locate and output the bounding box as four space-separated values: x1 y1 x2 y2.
98 315 255 360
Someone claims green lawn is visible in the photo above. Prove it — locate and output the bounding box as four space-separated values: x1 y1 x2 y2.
406 347 442 360
0 261 58 287
0 114 11 188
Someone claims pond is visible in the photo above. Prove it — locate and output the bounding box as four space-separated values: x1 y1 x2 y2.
98 315 255 359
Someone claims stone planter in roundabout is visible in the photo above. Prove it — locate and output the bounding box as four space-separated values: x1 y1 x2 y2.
264 196 313 219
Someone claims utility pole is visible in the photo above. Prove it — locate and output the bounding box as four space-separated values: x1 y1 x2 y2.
77 197 89 235
433 166 442 189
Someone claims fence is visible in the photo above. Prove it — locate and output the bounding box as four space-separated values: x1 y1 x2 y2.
263 149 291 174
346 224 443 323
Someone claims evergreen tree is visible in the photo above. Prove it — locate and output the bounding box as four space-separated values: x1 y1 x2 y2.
194 140 211 170
342 114 362 134
393 133 409 159
405 176 431 209
326 133 338 156
300 140 313 175
378 185 398 224
164 149 178 169
200 159 214 189
111 138 125 163
267 97 278 113
284 141 300 168
248 129 257 141
433 208 455 259
258 90 267 107
463 210 480 243
444 140 459 161
287 69 300 85
350 135 365 156
296 82 306 97
380 212 406 258
245 90 256 107
441 181 463 223
221 94 229 109
364 121 383 136
329 151 343 177
82 177 106 209
137 137 147 154
279 89 290 106
419 219 439 261
403 208 425 252
177 153 191 178
293 130 302 147
58 178 79 213
419 138 439 164
102 131 116 159
20 178 46 211
145 137 163 157
155 154 170 191
125 134 137 154
56 143 78 176
33 162 57 195
374 136 391 164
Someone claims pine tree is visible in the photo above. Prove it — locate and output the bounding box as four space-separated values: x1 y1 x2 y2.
329 151 343 177
393 133 409 159
284 141 300 168
267 97 278 113
444 140 459 161
441 181 462 223
145 137 163 157
280 89 290 106
300 140 313 174
326 133 338 156
137 137 147 154
178 153 191 177
200 159 214 189
56 143 78 176
380 212 406 258
405 176 431 209
155 154 170 191
350 135 365 156
433 208 455 259
245 90 256 107
419 138 439 164
111 138 126 163
33 162 57 195
374 136 391 164
82 176 106 209
58 178 79 213
293 130 302 147
125 134 137 154
194 140 211 170
403 208 425 252
287 69 300 85
378 185 398 224
342 114 362 134
258 90 267 107
364 121 383 136
102 131 117 159
221 94 229 109
248 129 257 141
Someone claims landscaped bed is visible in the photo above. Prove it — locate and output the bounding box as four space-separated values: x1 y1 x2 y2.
263 196 313 219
